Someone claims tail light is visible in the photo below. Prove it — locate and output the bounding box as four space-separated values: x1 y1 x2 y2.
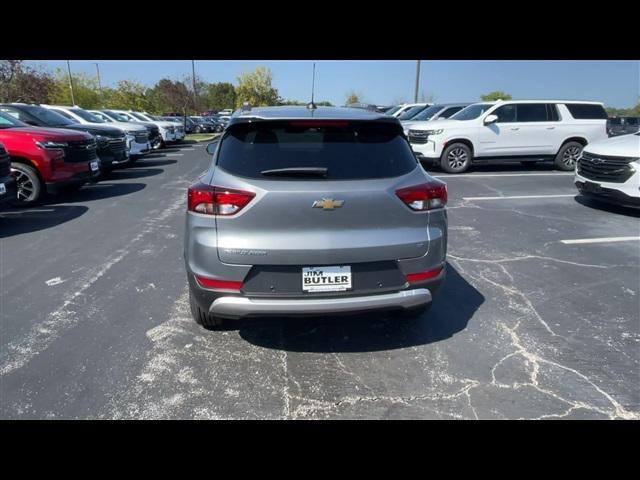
406 266 444 284
187 182 255 215
194 275 243 292
396 180 448 211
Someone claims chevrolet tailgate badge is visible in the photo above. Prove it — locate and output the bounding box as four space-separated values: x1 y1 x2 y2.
312 198 345 210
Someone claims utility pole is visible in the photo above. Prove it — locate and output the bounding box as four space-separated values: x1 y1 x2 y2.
95 63 102 92
66 60 76 106
414 60 421 103
191 60 197 115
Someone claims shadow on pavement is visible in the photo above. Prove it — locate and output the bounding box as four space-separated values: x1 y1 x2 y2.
574 194 640 218
106 168 165 180
236 263 484 353
132 159 178 168
423 161 558 175
0 205 88 238
43 182 146 205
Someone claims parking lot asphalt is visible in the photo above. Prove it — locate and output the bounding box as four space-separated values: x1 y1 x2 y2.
1 146 638 419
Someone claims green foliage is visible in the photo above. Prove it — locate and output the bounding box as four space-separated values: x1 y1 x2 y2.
204 82 236 111
100 80 153 112
480 91 512 101
606 99 640 117
0 61 56 104
345 91 361 104
146 78 191 114
52 68 102 108
235 66 279 108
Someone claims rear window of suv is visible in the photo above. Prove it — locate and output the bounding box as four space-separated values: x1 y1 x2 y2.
565 103 608 119
216 120 418 180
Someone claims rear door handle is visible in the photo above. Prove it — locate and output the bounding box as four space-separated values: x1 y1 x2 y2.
546 126 555 130
510 127 520 131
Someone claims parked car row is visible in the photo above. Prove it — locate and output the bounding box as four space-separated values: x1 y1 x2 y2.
607 116 639 137
373 98 638 207
396 99 609 173
0 103 187 207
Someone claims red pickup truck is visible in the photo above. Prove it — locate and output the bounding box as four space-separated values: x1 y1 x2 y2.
0 111 101 206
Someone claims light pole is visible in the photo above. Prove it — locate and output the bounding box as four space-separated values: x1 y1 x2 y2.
191 60 197 114
66 60 76 106
95 63 102 92
414 60 421 103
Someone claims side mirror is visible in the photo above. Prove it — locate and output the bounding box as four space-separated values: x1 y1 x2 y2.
205 142 217 155
484 114 498 125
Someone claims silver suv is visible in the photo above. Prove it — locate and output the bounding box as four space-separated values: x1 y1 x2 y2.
184 106 448 327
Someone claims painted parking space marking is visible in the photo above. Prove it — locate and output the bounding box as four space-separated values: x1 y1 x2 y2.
560 236 640 245
462 194 575 201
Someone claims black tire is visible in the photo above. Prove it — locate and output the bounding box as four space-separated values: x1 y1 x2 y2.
400 303 432 319
520 160 537 168
440 143 472 173
189 290 226 328
554 141 583 171
10 163 43 207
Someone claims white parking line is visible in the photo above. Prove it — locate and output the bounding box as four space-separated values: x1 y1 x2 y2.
463 194 575 201
434 173 574 178
560 236 640 245
164 153 184 157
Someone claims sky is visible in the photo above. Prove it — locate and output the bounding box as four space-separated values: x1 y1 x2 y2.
26 60 639 109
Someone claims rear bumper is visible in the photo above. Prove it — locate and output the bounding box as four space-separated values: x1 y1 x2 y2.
209 288 432 319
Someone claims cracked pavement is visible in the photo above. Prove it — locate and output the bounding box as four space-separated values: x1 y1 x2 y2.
1 149 638 419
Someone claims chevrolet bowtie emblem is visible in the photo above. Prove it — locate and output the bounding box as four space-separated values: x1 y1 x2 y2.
312 198 345 210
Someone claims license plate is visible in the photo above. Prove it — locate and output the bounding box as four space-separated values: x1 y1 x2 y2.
302 266 352 293
583 181 601 193
90 161 99 172
0 183 6 195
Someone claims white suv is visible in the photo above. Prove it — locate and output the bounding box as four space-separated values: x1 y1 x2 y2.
575 132 640 208
41 105 152 156
108 110 178 145
409 100 609 173
392 103 430 118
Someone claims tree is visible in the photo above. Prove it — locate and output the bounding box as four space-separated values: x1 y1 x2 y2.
146 78 191 114
480 91 512 101
0 61 56 104
101 80 153 112
345 91 362 105
235 66 279 107
52 69 101 108
204 82 236 111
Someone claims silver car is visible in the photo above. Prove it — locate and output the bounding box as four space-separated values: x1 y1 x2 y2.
184 106 448 327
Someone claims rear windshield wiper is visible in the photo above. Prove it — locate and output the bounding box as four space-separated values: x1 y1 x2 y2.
260 167 328 177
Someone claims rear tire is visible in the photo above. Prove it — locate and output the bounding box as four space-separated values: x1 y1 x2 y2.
440 143 472 173
189 290 226 328
10 163 43 207
554 141 583 171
